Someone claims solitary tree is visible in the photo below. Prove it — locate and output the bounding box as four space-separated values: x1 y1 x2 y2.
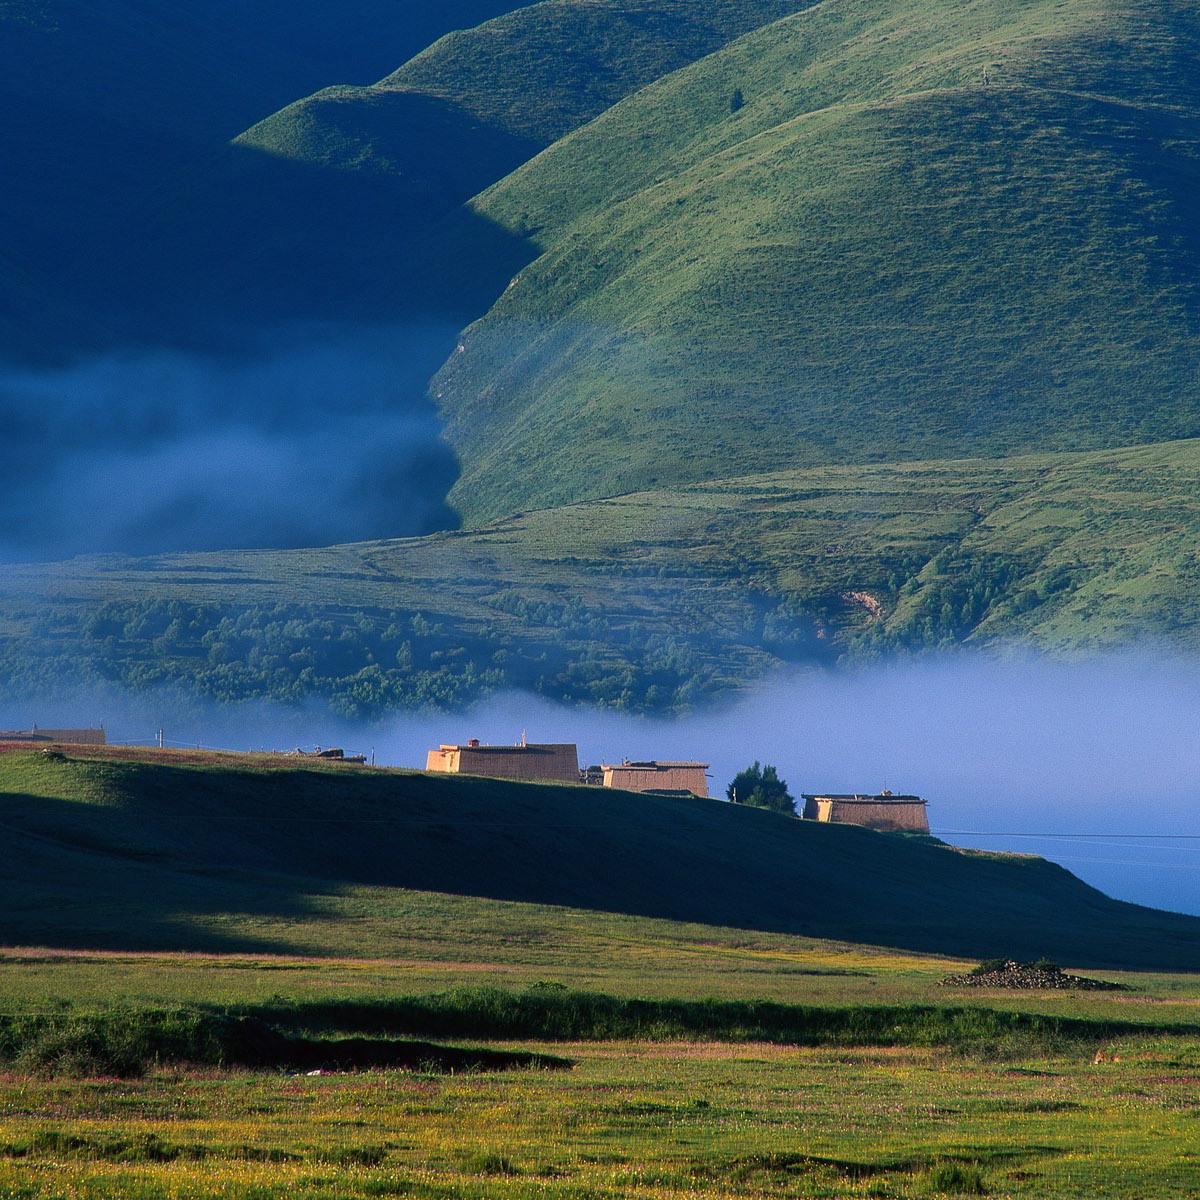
729 87 745 113
726 762 795 815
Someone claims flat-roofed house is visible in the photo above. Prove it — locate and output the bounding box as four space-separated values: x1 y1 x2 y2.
0 726 106 746
602 761 709 798
801 792 929 834
425 739 579 784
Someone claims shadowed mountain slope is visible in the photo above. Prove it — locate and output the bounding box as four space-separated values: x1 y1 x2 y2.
1 747 1198 968
0 0 528 361
435 0 1200 521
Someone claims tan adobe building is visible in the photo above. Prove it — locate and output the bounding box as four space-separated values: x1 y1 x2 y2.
801 792 929 834
425 739 579 784
602 761 709 798
0 727 106 745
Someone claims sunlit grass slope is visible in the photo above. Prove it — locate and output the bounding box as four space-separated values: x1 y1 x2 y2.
439 0 1200 520
227 0 809 326
1 747 1199 968
241 0 808 170
2 439 1198 714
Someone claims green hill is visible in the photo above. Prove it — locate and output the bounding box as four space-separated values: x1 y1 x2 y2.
217 0 808 333
1 438 1197 714
2 0 813 359
2 747 1198 968
241 0 809 170
435 0 1200 521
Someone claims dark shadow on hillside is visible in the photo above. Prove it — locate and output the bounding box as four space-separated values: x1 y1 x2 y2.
0 0 533 366
0 113 540 557
12 97 540 363
0 795 350 956
6 759 1200 969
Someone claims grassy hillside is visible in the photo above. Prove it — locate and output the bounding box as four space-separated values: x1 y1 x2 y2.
2 746 1198 968
217 1 808 338
2 438 1198 714
2 0 816 359
436 0 1200 520
242 0 808 171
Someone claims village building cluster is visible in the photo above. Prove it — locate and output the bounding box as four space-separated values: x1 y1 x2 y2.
1 721 929 836
425 738 930 833
426 738 711 798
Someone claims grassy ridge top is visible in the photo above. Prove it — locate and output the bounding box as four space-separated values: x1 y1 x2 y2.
2 439 1198 715
438 0 1200 519
229 0 809 331
377 0 811 146
2 747 1198 968
243 0 808 170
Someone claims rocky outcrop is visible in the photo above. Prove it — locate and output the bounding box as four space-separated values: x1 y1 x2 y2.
942 961 1128 991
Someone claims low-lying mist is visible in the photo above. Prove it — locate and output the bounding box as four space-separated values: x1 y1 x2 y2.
0 323 460 559
8 650 1199 917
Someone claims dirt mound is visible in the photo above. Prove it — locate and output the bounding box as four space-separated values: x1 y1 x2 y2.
941 960 1127 991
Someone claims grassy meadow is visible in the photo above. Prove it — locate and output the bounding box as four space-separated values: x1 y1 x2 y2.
0 949 1199 1197
1 748 1199 1195
2 1037 1200 1199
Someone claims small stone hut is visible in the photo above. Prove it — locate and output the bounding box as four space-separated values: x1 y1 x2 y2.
425 739 579 784
602 761 710 798
801 792 929 834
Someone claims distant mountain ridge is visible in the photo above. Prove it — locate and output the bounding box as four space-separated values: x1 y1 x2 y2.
0 0 531 361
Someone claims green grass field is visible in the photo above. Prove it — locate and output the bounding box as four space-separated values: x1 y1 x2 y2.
5 1035 1200 1198
2 748 1199 1196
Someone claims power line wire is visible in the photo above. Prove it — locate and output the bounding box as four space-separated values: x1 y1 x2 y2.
935 830 1200 841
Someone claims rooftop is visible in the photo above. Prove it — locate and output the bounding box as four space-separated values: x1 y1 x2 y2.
439 741 576 754
603 760 710 770
802 793 926 804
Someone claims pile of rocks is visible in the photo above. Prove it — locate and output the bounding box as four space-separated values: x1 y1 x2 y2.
941 960 1127 991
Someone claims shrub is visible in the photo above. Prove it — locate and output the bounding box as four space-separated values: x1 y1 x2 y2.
315 1145 389 1168
928 1162 988 1194
0 1008 227 1078
726 762 795 814
460 1152 520 1176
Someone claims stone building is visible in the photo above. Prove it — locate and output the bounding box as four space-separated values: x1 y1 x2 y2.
602 760 709 798
801 792 929 834
425 739 579 784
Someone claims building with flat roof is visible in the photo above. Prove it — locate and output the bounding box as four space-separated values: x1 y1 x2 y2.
0 726 106 746
425 739 579 784
801 792 929 834
602 761 709 798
